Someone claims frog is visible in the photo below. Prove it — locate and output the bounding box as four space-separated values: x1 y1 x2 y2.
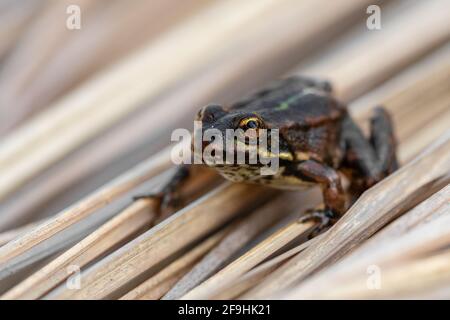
135 75 398 236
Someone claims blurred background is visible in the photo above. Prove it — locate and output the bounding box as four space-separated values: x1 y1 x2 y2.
0 0 385 229
0 0 449 230
0 0 449 299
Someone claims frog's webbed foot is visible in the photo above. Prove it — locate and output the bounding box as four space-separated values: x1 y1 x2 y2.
298 207 337 238
133 165 190 218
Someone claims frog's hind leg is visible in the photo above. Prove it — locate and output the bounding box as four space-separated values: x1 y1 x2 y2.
370 107 398 174
341 106 398 195
133 165 190 217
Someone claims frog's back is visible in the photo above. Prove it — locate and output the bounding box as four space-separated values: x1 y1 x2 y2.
229 76 346 128
229 76 347 165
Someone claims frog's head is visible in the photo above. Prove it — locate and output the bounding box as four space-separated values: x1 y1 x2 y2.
196 104 265 133
193 104 289 167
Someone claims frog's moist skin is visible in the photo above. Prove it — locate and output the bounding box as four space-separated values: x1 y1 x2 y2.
135 76 398 235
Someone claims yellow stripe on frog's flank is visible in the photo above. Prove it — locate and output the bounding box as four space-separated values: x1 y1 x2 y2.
258 149 293 161
295 151 311 161
279 151 294 161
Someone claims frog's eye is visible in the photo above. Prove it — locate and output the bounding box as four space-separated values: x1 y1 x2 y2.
239 117 262 130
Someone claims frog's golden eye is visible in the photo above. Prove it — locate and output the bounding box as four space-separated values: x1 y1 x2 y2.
239 117 262 130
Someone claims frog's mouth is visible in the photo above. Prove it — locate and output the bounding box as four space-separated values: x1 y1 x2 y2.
196 138 278 167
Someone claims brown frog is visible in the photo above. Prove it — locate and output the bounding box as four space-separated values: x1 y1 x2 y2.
135 76 398 235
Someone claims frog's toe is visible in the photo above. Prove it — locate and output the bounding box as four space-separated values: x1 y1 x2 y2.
133 192 162 203
298 208 336 238
133 191 179 216
160 191 181 210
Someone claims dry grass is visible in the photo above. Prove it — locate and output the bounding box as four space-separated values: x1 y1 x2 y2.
0 0 449 300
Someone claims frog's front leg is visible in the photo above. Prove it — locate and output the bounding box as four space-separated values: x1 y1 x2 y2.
133 165 190 215
294 160 346 236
